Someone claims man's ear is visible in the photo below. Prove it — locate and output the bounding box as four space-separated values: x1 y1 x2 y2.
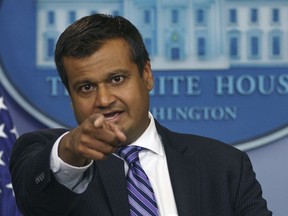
143 61 154 91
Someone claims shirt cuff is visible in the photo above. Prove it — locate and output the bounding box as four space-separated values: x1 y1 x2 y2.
50 131 93 193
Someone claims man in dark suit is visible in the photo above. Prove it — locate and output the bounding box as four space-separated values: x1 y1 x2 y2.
10 14 272 215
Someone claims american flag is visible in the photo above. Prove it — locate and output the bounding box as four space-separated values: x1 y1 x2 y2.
0 88 22 215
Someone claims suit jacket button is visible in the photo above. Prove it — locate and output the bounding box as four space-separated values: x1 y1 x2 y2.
35 172 45 184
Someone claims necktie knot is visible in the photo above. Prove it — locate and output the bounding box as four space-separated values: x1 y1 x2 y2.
116 146 142 167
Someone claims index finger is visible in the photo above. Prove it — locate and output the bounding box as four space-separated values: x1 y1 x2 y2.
107 122 127 145
93 115 108 129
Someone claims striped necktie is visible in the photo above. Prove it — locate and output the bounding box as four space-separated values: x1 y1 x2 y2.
117 146 159 216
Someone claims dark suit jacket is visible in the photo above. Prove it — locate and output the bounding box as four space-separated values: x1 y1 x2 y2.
10 122 272 216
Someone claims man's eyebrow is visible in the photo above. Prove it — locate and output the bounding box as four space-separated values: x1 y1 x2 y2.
72 79 93 89
105 69 130 78
107 69 130 75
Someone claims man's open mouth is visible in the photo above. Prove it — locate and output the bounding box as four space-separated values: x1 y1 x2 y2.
103 111 123 120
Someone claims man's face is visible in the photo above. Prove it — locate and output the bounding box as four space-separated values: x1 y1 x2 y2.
63 38 153 143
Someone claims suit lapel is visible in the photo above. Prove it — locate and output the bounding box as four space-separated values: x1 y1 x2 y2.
97 155 130 216
157 123 200 216
96 122 200 215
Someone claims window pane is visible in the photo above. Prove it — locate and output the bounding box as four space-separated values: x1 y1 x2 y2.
90 10 97 15
272 36 280 56
229 9 237 23
251 36 259 56
172 9 178 24
113 10 119 16
145 38 152 55
47 11 55 25
272 9 279 23
144 10 151 24
198 37 206 56
47 38 55 58
251 9 258 23
171 48 180 60
196 9 204 24
69 11 76 24
230 37 238 57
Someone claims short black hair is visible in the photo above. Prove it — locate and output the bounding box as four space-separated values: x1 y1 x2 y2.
54 13 150 91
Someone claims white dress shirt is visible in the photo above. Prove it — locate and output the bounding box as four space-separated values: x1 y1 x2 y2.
50 113 178 215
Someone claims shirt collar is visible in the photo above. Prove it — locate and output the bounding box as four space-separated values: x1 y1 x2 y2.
129 112 164 156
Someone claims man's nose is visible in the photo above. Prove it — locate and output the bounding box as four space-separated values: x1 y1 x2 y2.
94 85 116 108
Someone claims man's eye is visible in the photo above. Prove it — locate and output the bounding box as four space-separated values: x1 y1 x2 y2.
112 76 124 83
80 84 94 92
